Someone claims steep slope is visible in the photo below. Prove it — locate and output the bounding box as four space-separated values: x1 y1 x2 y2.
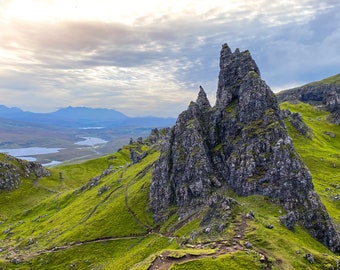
276 74 340 124
0 122 339 269
150 44 340 252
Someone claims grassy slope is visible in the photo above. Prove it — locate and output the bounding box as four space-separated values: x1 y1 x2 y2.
307 73 340 86
280 102 340 225
0 102 339 269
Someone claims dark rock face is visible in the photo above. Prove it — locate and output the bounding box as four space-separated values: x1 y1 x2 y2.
150 44 340 252
277 81 340 124
0 154 50 191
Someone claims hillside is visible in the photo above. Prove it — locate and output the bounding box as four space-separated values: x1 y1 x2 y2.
0 45 339 270
0 102 339 269
276 73 340 124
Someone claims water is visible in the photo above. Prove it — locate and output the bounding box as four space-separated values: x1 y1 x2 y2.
43 160 62 167
0 147 63 158
75 137 108 146
78 127 104 130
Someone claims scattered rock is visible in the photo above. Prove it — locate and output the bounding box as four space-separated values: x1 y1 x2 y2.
28 238 35 245
305 253 315 264
244 241 253 249
266 224 274 229
10 258 22 264
98 185 110 195
324 131 336 138
3 228 11 235
78 167 114 192
203 227 211 234
246 210 255 219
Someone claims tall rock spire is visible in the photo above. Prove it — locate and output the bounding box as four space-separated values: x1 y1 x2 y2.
196 86 211 111
150 44 340 252
216 44 260 108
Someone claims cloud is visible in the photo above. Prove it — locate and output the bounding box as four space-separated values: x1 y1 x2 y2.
0 0 339 116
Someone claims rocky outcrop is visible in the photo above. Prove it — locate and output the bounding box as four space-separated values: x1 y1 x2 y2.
281 110 312 138
150 44 340 252
0 153 50 191
276 77 340 124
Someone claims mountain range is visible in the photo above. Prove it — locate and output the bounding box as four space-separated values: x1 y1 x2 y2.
0 44 339 269
0 105 176 128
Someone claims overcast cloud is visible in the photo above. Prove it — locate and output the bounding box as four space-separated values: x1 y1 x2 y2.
0 0 339 117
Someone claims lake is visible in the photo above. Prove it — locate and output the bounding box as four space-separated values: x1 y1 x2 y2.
0 147 63 157
75 137 108 146
0 147 63 163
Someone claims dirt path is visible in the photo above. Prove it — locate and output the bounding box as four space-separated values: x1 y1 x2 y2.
148 215 260 270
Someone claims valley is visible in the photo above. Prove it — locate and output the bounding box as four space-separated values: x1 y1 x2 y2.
0 107 175 165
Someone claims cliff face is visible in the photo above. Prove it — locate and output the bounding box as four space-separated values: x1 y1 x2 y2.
276 76 340 124
150 44 340 252
0 153 50 191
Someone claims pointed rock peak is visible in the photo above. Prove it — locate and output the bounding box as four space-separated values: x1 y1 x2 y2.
196 86 211 110
216 45 261 108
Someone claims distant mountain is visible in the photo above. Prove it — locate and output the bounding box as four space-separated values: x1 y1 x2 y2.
0 105 23 114
0 105 175 128
276 73 340 124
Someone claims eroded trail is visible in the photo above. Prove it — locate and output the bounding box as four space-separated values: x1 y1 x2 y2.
148 215 262 270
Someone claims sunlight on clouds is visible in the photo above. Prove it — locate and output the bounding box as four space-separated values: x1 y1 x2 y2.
0 0 338 116
2 0 239 24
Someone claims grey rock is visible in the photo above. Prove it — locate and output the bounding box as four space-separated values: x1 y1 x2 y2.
282 110 312 138
130 148 148 164
98 185 110 195
0 154 50 191
150 44 340 252
246 210 255 219
244 241 253 249
324 131 336 138
78 167 114 192
277 81 340 125
305 253 315 264
28 238 35 245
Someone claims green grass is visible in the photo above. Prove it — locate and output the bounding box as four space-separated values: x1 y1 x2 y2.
280 102 340 225
169 251 263 270
237 195 339 269
1 104 340 269
307 73 340 86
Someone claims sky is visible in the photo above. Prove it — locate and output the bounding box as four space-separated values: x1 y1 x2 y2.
0 0 339 117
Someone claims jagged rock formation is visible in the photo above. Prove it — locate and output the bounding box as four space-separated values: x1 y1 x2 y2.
281 110 312 138
276 75 340 124
150 44 340 252
0 153 50 191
